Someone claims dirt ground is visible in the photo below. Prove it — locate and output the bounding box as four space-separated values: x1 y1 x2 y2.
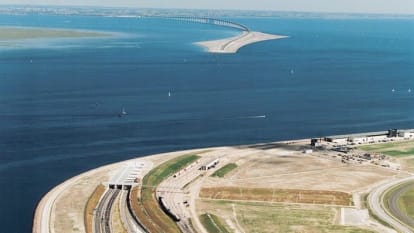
395 157 414 173
359 140 414 157
49 148 207 233
203 145 397 193
200 187 353 206
47 141 402 233
196 200 374 233
51 168 111 233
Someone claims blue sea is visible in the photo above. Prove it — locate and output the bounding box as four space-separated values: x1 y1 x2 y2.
0 13 413 232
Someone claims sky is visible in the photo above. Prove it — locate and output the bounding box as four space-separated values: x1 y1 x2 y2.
1 0 414 15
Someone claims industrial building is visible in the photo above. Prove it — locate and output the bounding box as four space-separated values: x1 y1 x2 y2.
200 158 219 170
399 130 414 138
324 129 401 145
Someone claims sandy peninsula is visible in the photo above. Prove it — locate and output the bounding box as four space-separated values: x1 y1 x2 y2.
195 31 288 53
0 27 110 41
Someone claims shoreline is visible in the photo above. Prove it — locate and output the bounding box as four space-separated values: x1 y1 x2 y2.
0 26 113 42
195 31 288 53
32 147 208 233
32 129 414 233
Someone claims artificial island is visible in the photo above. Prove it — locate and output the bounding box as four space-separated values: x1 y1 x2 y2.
33 129 414 233
160 16 287 53
0 16 287 53
13 14 411 233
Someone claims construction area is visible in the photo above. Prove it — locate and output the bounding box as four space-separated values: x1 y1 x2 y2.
34 129 414 233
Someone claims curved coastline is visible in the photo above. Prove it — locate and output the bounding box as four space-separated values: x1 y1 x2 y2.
32 147 208 233
33 132 414 233
32 163 118 233
152 16 288 53
195 31 288 53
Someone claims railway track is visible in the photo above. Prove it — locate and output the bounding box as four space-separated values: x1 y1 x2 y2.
94 188 120 233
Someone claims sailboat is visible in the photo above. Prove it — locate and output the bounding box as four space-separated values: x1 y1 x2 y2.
168 91 171 97
118 108 128 117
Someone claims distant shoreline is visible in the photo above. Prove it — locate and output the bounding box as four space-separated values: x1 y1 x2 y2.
0 26 112 41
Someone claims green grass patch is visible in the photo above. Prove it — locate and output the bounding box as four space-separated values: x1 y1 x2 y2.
358 141 414 157
383 149 414 157
199 213 230 233
211 163 238 177
397 187 414 219
381 183 413 230
201 200 373 233
143 154 200 186
137 154 200 233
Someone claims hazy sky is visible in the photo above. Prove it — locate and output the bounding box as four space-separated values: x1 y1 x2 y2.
1 0 414 14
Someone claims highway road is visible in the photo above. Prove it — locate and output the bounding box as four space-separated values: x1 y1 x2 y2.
387 182 414 230
156 158 211 233
119 190 146 233
94 188 120 233
368 176 414 233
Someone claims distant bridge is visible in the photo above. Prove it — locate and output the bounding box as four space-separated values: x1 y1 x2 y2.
147 16 250 32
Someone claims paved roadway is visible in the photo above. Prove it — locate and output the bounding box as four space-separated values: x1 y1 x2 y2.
368 176 414 233
156 158 214 233
94 189 120 233
387 182 414 230
119 190 146 233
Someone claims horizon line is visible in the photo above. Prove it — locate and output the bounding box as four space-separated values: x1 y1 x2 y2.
1 4 414 17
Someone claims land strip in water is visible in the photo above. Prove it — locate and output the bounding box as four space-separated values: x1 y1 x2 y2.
195 31 287 53
34 130 414 233
0 27 110 41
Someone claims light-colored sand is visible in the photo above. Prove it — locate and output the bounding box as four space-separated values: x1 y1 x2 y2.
0 27 109 41
33 137 409 233
195 31 288 53
32 148 207 233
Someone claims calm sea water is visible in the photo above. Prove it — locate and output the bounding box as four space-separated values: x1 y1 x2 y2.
0 14 413 232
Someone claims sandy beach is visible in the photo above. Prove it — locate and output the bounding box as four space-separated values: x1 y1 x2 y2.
195 31 288 53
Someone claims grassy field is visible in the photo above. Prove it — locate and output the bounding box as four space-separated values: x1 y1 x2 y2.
0 27 108 40
130 154 200 233
200 200 373 233
84 184 105 233
199 213 230 233
129 186 161 233
398 187 414 219
144 154 200 186
211 163 238 178
200 187 353 206
359 141 414 157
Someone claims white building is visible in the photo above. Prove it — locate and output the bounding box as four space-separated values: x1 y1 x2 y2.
399 130 414 139
200 158 219 170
